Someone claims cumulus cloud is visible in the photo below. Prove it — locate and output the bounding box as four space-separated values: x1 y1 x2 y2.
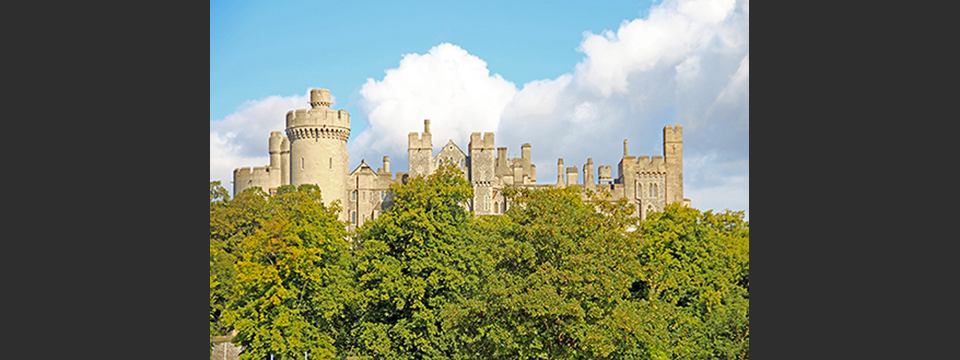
211 0 750 216
209 91 312 195
350 43 518 166
348 0 749 216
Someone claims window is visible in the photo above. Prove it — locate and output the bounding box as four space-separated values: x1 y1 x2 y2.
362 191 365 201
301 158 304 170
638 183 643 197
351 211 357 224
494 202 499 214
351 191 357 201
329 158 332 169
649 183 658 198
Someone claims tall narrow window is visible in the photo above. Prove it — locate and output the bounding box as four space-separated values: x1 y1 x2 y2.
352 211 356 224
638 184 643 197
329 158 332 169
301 158 304 170
362 191 365 201
351 191 356 201
653 184 658 197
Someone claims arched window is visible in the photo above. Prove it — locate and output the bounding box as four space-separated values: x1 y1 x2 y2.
653 184 658 197
351 211 357 224
351 191 357 201
494 202 499 214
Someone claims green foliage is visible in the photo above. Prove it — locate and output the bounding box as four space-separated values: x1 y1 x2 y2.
209 177 748 360
443 187 649 360
213 184 354 360
210 183 273 336
349 164 483 359
632 204 750 359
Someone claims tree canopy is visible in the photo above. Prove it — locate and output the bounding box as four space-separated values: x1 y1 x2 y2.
347 164 486 360
209 175 748 359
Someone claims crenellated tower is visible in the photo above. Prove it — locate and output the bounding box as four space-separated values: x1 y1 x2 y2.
285 88 351 210
229 89 689 226
407 119 433 178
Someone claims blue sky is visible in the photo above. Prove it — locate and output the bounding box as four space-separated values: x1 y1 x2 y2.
211 0 749 218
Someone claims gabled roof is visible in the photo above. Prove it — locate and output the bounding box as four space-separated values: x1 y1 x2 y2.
349 159 379 176
435 139 466 159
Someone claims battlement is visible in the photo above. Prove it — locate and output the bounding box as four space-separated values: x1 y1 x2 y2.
285 91 351 129
408 132 432 150
233 164 281 195
407 119 433 150
232 99 686 222
634 155 665 165
664 125 683 143
469 132 495 150
310 88 332 108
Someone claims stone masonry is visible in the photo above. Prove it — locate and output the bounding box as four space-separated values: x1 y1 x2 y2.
233 88 691 231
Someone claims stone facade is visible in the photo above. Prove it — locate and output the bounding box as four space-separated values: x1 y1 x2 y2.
210 330 243 360
233 88 690 230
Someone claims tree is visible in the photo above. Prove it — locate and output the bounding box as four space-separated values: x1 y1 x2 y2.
221 184 354 360
349 164 485 359
443 186 650 360
630 204 750 359
210 183 272 336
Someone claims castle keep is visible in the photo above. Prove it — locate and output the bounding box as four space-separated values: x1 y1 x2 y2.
233 88 690 230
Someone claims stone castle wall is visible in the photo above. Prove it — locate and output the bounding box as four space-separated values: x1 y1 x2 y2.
232 88 689 225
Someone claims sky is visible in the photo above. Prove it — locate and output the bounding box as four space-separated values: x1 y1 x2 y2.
211 0 749 219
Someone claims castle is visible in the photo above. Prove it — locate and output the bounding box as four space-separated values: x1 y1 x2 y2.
232 88 690 230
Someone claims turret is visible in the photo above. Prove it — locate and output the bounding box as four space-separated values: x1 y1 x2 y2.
566 166 578 186
583 158 594 185
598 165 612 185
269 131 282 170
286 88 351 212
310 89 331 108
280 137 290 186
557 158 565 186
663 125 683 204
408 119 434 178
383 155 391 173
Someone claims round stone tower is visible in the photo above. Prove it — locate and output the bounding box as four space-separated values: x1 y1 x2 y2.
285 88 351 209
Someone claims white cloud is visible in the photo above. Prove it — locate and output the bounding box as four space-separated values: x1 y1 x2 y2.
350 43 518 166
211 0 749 215
209 91 311 195
495 0 749 213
